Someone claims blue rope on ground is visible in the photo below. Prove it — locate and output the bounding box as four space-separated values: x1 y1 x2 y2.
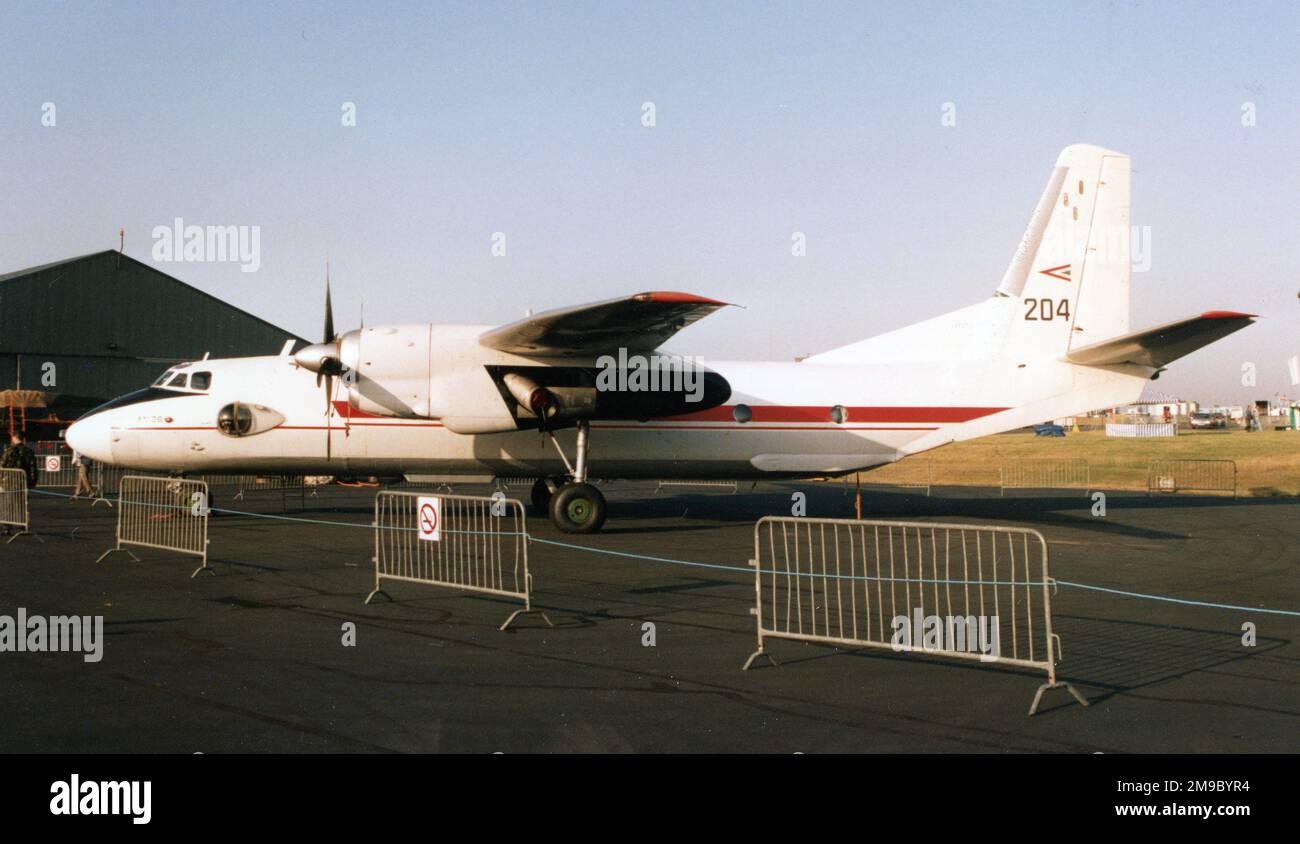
24 486 1299 617
1053 580 1300 618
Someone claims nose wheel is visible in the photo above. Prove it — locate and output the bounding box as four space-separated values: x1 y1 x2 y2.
541 419 608 533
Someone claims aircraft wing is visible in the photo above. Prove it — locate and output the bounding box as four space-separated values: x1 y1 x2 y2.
1063 311 1256 369
479 291 730 357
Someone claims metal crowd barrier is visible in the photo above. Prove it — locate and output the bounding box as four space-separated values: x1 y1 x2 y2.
366 490 550 630
1105 422 1176 438
494 476 539 491
228 474 311 507
192 474 247 489
37 456 121 505
96 475 212 578
1148 459 1237 497
655 479 739 494
0 467 39 543
743 516 1087 715
1000 459 1090 496
395 474 494 491
35 449 80 488
91 464 125 506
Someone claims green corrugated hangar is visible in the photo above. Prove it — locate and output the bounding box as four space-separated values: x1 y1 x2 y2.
0 250 304 437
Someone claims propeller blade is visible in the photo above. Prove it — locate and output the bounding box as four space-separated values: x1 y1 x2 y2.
315 266 339 461
323 280 335 343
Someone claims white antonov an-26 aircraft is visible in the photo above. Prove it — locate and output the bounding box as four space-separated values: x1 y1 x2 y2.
68 145 1253 532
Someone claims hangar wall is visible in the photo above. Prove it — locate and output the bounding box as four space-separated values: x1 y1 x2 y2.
0 250 305 425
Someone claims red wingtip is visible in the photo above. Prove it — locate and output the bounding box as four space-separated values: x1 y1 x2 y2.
1200 310 1257 319
634 291 729 306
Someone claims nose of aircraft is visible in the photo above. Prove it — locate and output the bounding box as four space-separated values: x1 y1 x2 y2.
66 416 114 464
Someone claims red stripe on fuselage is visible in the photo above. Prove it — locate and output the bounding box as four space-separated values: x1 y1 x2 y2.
331 400 1002 425
656 405 1006 424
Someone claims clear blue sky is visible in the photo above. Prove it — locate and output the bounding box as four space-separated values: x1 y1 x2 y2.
2 1 1296 405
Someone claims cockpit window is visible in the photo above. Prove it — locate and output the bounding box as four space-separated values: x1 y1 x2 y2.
153 369 176 387
167 373 189 388
191 372 212 391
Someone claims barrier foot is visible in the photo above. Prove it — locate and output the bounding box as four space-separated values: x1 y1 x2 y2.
1028 681 1090 716
5 530 41 545
364 589 392 605
91 497 113 508
190 564 215 579
742 649 778 671
95 547 140 564
499 608 555 631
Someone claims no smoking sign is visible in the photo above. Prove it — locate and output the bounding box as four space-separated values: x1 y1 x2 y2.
416 496 442 542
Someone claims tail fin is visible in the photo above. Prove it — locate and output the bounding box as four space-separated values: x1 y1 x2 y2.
806 144 1132 365
1001 144 1131 358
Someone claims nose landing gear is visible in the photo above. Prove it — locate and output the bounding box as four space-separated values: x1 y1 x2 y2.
549 481 607 533
537 419 608 534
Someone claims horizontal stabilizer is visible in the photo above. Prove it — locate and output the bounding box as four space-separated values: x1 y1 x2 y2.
1063 311 1255 369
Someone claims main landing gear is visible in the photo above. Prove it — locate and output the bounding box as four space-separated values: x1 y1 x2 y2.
532 419 607 534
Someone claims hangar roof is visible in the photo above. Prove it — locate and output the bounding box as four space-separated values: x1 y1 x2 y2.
0 250 305 359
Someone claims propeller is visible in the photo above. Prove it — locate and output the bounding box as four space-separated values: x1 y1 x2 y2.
293 265 344 460
293 265 364 461
323 273 343 459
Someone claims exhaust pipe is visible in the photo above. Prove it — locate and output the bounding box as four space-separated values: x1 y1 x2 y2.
502 373 596 421
502 372 556 419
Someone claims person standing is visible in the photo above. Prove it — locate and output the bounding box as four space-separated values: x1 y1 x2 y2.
1 433 37 536
1 433 38 489
72 448 96 499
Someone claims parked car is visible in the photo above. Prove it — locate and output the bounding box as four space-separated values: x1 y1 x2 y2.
1189 411 1225 429
1034 423 1066 437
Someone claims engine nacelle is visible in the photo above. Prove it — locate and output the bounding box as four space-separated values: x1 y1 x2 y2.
338 326 434 418
331 324 522 433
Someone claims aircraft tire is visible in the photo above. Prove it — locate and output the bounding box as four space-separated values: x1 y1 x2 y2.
549 482 607 534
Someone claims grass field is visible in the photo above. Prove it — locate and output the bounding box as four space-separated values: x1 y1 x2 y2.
865 429 1300 497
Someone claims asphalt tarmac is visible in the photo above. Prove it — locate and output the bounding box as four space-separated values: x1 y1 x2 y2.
1 480 1296 752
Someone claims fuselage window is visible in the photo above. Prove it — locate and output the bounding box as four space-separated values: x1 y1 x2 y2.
217 402 254 437
191 372 212 391
167 373 189 389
